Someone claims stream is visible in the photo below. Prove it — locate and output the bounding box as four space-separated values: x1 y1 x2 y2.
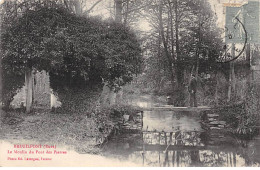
102 96 260 167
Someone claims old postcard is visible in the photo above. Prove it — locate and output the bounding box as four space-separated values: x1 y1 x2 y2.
0 0 260 167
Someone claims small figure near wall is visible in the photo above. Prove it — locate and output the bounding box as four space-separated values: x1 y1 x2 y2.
189 74 198 107
167 95 173 105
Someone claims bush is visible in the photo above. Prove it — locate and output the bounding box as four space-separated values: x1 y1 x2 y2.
217 82 260 138
237 83 260 137
217 103 242 128
2 72 24 110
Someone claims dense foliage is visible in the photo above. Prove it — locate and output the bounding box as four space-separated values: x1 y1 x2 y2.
216 83 260 138
1 6 143 105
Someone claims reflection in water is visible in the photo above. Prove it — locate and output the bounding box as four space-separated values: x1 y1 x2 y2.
142 131 204 147
143 111 202 132
129 150 245 167
102 100 260 167
102 132 252 167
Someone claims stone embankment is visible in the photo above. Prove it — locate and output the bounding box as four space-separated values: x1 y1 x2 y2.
96 111 143 145
112 111 143 133
201 113 227 131
200 111 237 146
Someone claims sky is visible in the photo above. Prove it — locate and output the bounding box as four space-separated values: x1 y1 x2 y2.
88 0 253 32
0 0 257 32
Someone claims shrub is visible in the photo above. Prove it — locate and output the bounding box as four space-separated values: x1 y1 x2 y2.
236 83 260 137
1 70 24 110
217 82 260 138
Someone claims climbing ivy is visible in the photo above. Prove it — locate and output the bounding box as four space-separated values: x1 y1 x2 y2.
1 6 143 106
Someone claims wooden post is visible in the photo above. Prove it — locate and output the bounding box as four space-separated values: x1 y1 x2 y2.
158 132 161 145
169 132 173 145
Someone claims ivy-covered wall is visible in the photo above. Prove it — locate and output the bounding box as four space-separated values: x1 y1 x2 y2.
11 70 54 109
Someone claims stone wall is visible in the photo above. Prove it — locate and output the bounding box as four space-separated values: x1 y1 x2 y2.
33 70 51 109
112 111 143 133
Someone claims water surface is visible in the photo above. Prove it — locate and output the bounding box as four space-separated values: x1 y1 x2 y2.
102 96 260 167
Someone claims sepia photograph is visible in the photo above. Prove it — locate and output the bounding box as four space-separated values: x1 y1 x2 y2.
0 0 259 167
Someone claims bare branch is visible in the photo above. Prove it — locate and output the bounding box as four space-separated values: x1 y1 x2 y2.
83 0 103 14
63 0 69 9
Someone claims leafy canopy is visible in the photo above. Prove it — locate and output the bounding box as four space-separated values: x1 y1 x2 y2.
1 6 143 89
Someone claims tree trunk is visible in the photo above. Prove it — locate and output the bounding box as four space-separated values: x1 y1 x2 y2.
158 1 175 95
174 0 185 106
123 0 129 25
25 68 33 113
74 0 82 15
115 0 122 23
0 16 2 109
168 0 175 59
168 1 176 96
112 0 123 105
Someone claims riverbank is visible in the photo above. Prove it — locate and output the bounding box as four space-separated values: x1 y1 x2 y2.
0 110 99 154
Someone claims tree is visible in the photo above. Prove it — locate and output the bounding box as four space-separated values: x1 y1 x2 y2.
139 0 223 106
99 0 145 106
63 0 104 16
1 5 143 110
0 0 68 112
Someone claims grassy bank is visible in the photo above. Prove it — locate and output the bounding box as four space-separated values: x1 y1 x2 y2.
0 88 101 154
0 111 99 154
0 88 142 154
